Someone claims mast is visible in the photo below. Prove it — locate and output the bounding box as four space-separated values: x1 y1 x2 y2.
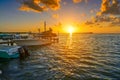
44 21 46 32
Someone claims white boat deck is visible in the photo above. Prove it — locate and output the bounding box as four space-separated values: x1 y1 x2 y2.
0 45 20 55
13 39 52 46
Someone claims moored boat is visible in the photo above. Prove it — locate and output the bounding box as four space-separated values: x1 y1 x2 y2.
13 39 52 46
0 45 20 58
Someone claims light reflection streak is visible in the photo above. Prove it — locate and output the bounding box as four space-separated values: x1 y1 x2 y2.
66 33 73 49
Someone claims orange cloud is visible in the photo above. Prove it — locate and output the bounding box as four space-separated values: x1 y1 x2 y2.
92 0 120 26
18 0 61 12
19 4 46 12
52 14 59 19
80 13 86 17
73 0 82 3
99 0 120 15
73 0 88 3
40 0 61 10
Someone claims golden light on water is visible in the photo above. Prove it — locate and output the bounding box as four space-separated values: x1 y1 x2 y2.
65 25 74 49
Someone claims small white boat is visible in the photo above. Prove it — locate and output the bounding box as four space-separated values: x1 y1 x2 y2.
0 45 20 58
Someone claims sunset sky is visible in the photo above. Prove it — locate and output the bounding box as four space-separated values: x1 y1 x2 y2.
0 0 120 33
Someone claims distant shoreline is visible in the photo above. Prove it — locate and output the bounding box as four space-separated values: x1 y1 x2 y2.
0 32 120 34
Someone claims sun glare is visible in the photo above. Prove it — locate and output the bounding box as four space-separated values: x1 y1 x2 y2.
67 26 74 34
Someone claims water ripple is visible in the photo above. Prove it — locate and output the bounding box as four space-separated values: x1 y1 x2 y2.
0 34 120 80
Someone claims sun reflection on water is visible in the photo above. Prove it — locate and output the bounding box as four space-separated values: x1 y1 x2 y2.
65 33 73 49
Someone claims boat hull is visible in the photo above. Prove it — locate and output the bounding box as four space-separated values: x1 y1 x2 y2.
13 39 51 46
0 51 19 58
0 46 20 58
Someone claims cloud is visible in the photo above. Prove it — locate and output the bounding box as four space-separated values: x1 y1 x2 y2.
95 15 112 22
40 0 61 10
19 0 46 12
110 17 120 25
73 0 82 3
18 0 90 12
52 14 59 19
18 0 120 27
84 21 94 25
18 0 61 12
73 0 88 3
88 0 120 27
98 0 120 15
63 1 67 5
90 9 97 14
80 13 86 17
86 14 120 27
85 0 88 3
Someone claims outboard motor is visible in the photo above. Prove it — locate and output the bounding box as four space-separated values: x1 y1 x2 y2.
22 46 30 56
18 46 30 59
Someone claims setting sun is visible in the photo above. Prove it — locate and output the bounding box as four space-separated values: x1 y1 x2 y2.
67 26 74 34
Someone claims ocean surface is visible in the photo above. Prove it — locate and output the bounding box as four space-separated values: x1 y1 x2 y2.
0 34 120 80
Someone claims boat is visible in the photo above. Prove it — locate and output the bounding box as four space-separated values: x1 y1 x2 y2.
0 22 58 47
0 34 14 40
13 28 57 46
0 45 20 58
13 38 52 46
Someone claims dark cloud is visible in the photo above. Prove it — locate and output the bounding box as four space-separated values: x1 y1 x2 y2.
18 0 61 12
84 21 94 25
84 14 120 27
19 0 45 12
90 0 120 26
98 0 120 15
18 0 89 13
110 17 120 25
40 0 60 10
95 15 114 22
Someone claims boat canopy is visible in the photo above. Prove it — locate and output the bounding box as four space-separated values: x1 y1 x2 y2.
0 34 14 40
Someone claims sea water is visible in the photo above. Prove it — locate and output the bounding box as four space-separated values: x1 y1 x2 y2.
0 33 120 80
